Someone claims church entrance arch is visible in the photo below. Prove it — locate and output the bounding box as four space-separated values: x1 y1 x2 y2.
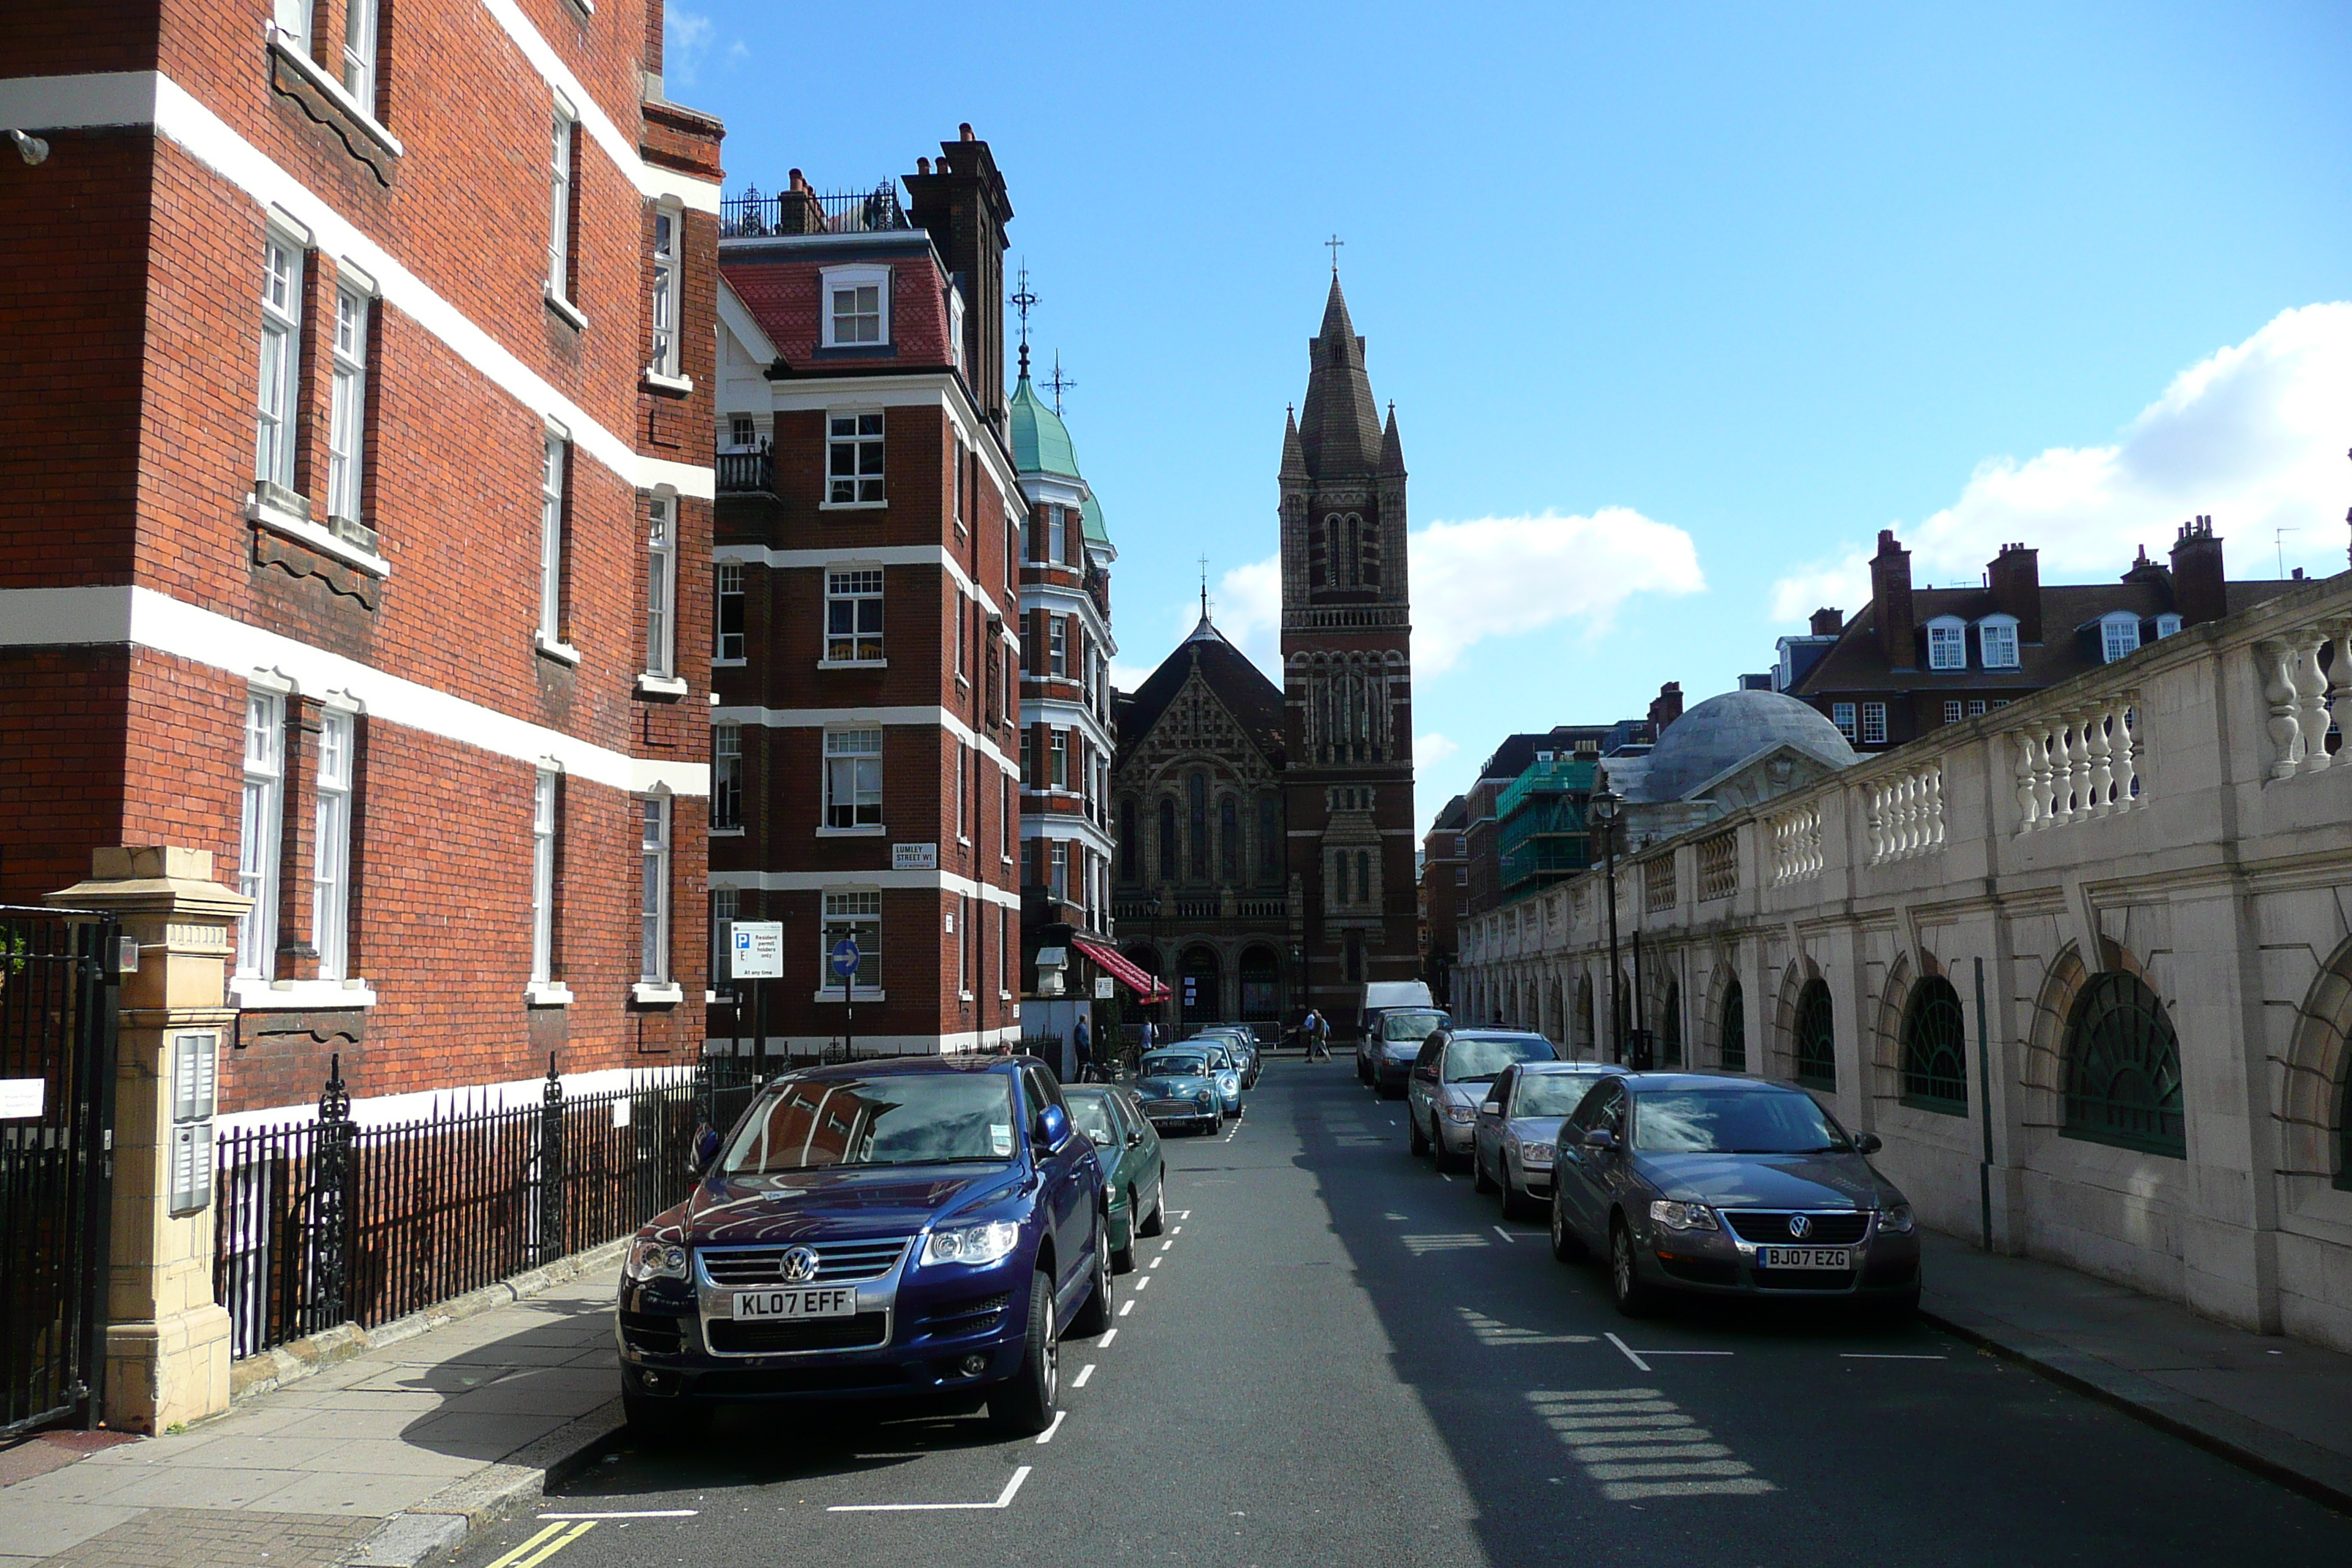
1180 946 1221 1028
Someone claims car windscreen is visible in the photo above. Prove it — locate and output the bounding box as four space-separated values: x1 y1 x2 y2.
1632 1090 1852 1155
1066 1093 1120 1147
1143 1055 1209 1077
1514 1072 1607 1117
1201 1047 1232 1069
1382 1010 1448 1042
723 1074 1017 1174
1443 1036 1556 1083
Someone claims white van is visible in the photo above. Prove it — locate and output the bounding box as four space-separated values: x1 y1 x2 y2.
1357 981 1439 1047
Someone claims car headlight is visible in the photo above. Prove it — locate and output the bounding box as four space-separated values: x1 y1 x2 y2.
1649 1199 1719 1233
1196 1090 1215 1107
1878 1203 1915 1235
623 1238 688 1281
1443 1103 1477 1125
1520 1142 1555 1163
924 1220 1022 1267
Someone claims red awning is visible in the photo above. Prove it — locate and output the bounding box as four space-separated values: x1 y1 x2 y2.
1070 936 1171 1005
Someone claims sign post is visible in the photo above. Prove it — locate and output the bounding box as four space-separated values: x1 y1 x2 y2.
830 935 861 1061
732 921 784 1079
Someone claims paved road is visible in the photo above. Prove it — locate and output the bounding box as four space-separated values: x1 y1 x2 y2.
453 1058 2352 1568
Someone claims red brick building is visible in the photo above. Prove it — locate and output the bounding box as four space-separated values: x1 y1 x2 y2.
0 0 722 1115
706 132 1023 1055
1419 794 1467 1004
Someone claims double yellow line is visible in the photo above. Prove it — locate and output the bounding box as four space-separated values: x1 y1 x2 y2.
486 1520 598 1568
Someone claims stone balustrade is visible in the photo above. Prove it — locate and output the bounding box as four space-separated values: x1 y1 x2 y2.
1866 761 1945 863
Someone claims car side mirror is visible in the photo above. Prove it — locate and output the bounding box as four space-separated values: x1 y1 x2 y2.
693 1125 720 1174
1583 1127 1618 1153
1126 1131 1142 1148
1854 1132 1883 1156
1480 1099 1502 1117
1037 1104 1070 1149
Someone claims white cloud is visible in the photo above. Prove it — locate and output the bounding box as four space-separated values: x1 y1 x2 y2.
1771 302 2352 622
1108 660 1158 694
1207 557 1284 676
1409 508 1706 674
1417 733 1460 766
666 8 714 87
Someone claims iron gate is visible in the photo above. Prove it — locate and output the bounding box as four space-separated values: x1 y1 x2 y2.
0 907 118 1438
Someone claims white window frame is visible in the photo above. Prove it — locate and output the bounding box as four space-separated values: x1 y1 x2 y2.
638 794 671 984
311 708 355 981
1049 728 1068 791
1925 616 1968 671
2155 611 2183 639
1861 701 1888 745
529 768 560 990
255 234 302 490
1969 699 1988 717
710 887 739 998
946 284 967 377
1045 506 1065 565
728 415 757 450
275 0 314 50
1978 614 2021 670
715 562 745 663
1050 840 1069 900
821 889 881 992
823 727 883 832
538 437 569 650
648 204 683 379
1001 773 1014 863
953 901 970 998
1831 701 1857 742
1049 615 1068 676
1942 699 1964 725
820 265 890 348
342 0 380 109
954 592 968 680
546 107 576 304
237 690 285 980
826 410 886 506
823 567 885 664
956 740 969 843
644 494 677 678
712 722 742 832
325 284 369 523
2100 613 2141 664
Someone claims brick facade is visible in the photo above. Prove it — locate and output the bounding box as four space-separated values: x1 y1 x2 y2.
0 0 723 1112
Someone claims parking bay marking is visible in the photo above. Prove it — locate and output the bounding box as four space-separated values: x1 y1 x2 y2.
1527 1390 1775 1501
1841 1353 1947 1360
1493 1226 1516 1243
1405 1232 1488 1256
537 1511 698 1520
828 1466 1033 1512
1036 1409 1068 1445
486 1521 596 1568
1098 1329 1117 1346
1072 1362 1096 1388
1458 1306 1594 1347
1605 1333 1733 1370
1119 1300 1135 1316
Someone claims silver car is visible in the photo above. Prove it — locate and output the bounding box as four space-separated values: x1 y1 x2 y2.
1472 1061 1624 1219
1189 1027 1258 1088
1358 1007 1451 1097
1406 1028 1559 1172
1194 1041 1245 1117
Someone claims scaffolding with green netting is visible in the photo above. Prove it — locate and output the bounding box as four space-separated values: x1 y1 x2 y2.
1496 754 1597 896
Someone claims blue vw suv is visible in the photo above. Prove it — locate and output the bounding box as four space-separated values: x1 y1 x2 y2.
617 1056 1110 1437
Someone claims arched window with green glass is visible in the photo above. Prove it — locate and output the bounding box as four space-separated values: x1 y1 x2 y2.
2063 971 2185 1156
1794 978 1836 1091
1901 975 1969 1114
1661 981 1683 1067
1720 979 1746 1073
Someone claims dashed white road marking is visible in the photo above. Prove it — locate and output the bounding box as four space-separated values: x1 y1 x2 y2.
1437 1171 1452 1183
1179 1210 1194 1219
1072 1363 1096 1388
1036 1410 1068 1444
1171 1226 1184 1235
537 1511 696 1519
1604 1333 1651 1372
1134 1275 1151 1291
1840 1353 1947 1360
1119 1300 1135 1317
1403 1233 1488 1256
1160 1238 1176 1251
1148 1256 1164 1269
1457 1306 1595 1346
1528 1390 1775 1501
1098 1329 1117 1346
830 1466 1033 1512
1493 1226 1516 1243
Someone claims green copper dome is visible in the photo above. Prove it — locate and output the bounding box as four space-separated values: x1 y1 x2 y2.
1008 374 1081 480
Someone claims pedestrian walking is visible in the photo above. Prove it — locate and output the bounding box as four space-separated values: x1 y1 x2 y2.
1073 1014 1093 1082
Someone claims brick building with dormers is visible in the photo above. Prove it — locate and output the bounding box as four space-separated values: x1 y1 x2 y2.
705 132 1024 1056
0 0 721 1116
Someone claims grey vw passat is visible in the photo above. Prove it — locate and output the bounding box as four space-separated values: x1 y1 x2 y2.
1549 1072 1920 1318
1472 1060 1624 1218
1406 1028 1560 1171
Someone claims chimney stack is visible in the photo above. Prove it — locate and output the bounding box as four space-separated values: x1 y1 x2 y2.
1809 606 1842 637
1986 542 2041 644
1648 681 1684 732
2169 516 2228 626
1871 529 1915 669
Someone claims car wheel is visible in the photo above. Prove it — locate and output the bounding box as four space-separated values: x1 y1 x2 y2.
1473 1146 1499 1195
987 1270 1060 1436
622 1390 707 1442
1138 1173 1166 1237
1550 1187 1586 1263
1407 1108 1431 1156
1608 1215 1656 1318
1070 1220 1114 1335
1501 1179 1537 1222
1110 1194 1137 1273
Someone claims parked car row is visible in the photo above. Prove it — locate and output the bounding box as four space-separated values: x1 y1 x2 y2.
1387 1027 1922 1319
1130 1028 1254 1135
614 1054 1166 1442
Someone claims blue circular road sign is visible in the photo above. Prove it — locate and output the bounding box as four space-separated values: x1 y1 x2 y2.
829 936 861 979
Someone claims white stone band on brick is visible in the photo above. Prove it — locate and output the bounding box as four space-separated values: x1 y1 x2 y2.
713 543 1011 628
0 71 713 502
0 586 709 797
712 703 1016 779
708 867 1022 912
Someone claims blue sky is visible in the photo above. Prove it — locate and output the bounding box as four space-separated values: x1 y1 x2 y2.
667 1 2352 833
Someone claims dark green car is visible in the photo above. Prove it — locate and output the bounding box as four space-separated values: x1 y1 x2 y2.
1064 1085 1168 1270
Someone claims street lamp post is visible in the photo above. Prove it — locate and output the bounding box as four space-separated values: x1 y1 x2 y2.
1588 784 1623 1064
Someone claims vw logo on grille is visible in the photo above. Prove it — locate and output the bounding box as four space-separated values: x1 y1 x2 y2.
780 1246 821 1284
1787 1214 1813 1240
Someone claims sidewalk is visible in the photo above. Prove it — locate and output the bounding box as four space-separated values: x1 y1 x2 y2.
1920 1228 2352 1512
0 1250 625 1568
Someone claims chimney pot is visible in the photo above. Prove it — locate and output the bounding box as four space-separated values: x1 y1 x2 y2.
2168 516 2228 625
1986 541 2043 644
1871 530 1916 668
959 123 976 140
916 157 930 174
1809 606 1843 637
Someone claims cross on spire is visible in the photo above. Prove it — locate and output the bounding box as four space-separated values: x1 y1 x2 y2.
1010 261 1038 380
1044 351 1076 417
1325 233 1344 276
1199 555 1212 622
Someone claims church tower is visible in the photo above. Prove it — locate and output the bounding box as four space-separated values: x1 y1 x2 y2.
1280 276 1418 1025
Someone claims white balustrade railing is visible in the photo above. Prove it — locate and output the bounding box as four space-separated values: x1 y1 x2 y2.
1866 761 1945 864
1770 802 1823 885
2010 695 2139 833
2255 624 2350 781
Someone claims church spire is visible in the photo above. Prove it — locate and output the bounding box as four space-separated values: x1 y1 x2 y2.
1297 274 1382 480
1379 400 1405 478
1280 404 1307 481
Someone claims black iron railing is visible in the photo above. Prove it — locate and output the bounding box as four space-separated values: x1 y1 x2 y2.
721 181 910 239
714 450 773 494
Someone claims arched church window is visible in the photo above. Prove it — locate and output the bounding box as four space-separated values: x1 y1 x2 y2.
1361 516 1379 587
1219 796 1240 883
1188 772 1209 881
1357 850 1371 904
1257 794 1281 883
1119 798 1137 881
1157 798 1177 881
1333 853 1349 905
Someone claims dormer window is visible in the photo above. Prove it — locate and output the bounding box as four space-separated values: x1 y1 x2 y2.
1978 614 2020 670
2155 612 2182 639
821 265 890 347
1925 615 1968 671
2100 611 2141 664
946 284 967 376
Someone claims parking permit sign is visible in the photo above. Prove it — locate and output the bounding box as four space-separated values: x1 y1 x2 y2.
731 921 783 980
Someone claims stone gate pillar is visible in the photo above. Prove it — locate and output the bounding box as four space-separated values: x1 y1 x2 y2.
48 846 249 1433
